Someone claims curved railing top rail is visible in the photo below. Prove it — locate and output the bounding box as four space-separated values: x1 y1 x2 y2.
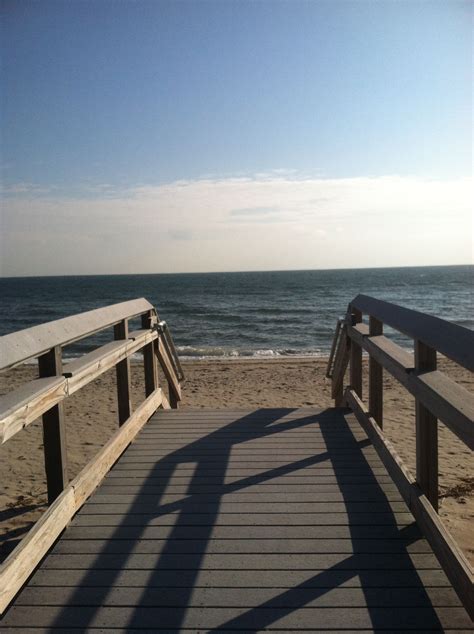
350 294 474 372
0 298 155 371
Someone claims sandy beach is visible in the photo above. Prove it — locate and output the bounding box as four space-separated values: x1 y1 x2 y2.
1 356 472 565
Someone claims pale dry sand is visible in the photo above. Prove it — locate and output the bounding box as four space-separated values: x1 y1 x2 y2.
0 357 472 565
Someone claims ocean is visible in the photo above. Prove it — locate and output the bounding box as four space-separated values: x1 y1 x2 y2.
0 265 472 360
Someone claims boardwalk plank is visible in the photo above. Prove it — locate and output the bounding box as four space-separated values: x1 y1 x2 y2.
2 407 471 632
90 492 406 504
60 524 424 540
80 500 408 512
50 537 432 555
72 511 420 526
28 567 453 588
39 552 442 570
2 605 472 629
14 585 462 607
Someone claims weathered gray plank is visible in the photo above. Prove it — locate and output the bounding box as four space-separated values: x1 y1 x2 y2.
50 537 431 555
72 511 417 526
101 474 396 485
90 484 401 496
107 470 391 479
39 552 441 570
130 439 367 446
27 567 452 589
2 626 472 634
60 523 423 541
2 605 471 630
108 462 389 472
122 443 377 460
86 497 406 510
84 498 405 510
106 460 387 471
14 585 460 607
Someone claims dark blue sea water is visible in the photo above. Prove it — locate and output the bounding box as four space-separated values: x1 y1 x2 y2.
0 265 472 360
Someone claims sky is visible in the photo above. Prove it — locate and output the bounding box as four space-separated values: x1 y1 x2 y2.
1 0 472 276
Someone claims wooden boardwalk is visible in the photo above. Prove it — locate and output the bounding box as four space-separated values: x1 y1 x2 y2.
2 407 472 632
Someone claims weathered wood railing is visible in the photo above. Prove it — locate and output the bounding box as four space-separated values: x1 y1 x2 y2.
0 298 183 612
330 294 474 617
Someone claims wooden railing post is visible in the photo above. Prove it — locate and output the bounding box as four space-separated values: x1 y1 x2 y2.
141 311 158 397
350 308 363 398
415 339 438 511
331 325 350 407
368 316 383 428
326 319 342 378
38 346 68 504
169 387 179 409
114 319 132 425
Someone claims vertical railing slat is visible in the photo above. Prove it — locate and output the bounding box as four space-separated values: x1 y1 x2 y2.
415 339 438 511
141 311 158 397
350 308 363 398
114 319 132 425
38 346 68 504
169 388 179 409
331 324 350 407
368 316 383 428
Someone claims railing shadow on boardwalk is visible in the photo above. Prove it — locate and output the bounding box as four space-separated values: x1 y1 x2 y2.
48 408 442 632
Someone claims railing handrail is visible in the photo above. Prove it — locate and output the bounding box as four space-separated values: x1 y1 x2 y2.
329 295 474 618
0 297 184 613
0 298 155 371
0 300 183 446
351 294 474 371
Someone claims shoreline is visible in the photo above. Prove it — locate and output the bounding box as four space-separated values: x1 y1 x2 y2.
1 356 472 566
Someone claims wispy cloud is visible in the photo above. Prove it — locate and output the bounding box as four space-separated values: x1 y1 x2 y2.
1 173 472 276
168 229 193 241
230 206 280 216
1 182 58 195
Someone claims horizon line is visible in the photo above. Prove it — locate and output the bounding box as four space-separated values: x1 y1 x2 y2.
0 262 472 280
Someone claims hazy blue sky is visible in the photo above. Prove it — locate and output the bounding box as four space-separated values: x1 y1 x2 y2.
1 0 472 275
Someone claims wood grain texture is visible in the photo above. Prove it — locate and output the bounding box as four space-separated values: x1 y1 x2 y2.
0 298 154 370
0 376 67 443
350 294 474 371
65 330 157 396
0 330 159 444
0 488 76 613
